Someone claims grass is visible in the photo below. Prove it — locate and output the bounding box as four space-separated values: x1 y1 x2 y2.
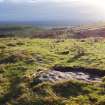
0 37 105 104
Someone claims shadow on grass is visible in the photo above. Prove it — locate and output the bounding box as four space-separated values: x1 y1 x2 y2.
0 77 23 104
53 81 92 98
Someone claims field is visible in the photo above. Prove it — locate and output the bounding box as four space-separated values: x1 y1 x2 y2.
0 36 105 105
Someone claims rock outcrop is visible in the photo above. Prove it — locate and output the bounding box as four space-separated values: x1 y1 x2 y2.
33 70 102 84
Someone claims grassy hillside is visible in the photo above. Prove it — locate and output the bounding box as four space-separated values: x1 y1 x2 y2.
0 25 44 38
0 37 105 105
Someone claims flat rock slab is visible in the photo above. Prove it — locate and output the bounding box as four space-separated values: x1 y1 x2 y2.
33 70 103 83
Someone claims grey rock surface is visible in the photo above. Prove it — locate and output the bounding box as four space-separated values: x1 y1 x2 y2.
33 70 102 83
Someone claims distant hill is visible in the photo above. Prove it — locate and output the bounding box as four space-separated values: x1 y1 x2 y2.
1 22 105 38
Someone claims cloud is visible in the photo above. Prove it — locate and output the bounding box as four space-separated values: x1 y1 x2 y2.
0 0 4 2
0 0 82 3
0 0 105 22
0 0 104 6
3 0 37 3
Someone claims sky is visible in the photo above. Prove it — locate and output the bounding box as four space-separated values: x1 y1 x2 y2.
0 0 105 24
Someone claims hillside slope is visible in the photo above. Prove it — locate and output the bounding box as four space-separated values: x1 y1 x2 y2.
0 38 105 105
